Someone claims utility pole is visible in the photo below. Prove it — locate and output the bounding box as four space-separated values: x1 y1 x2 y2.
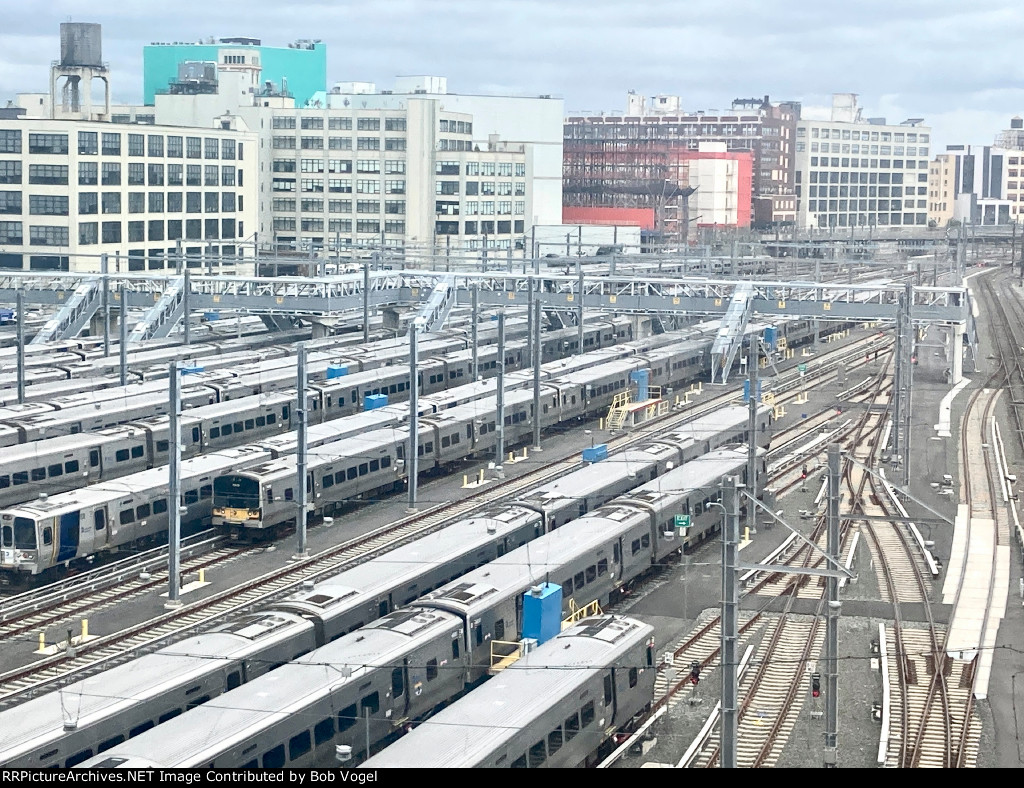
824 444 841 767
101 253 110 357
118 284 127 387
407 325 419 512
533 299 542 452
495 311 506 478
182 269 191 346
747 343 759 535
363 256 371 344
166 360 182 609
16 290 25 405
576 260 584 352
719 474 741 769
294 343 309 559
471 283 479 380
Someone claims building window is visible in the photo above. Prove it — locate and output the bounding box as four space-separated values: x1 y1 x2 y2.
167 136 183 158
0 191 21 214
185 165 201 186
300 117 324 131
0 130 21 154
0 161 21 184
302 178 324 192
128 134 145 156
186 218 201 239
384 179 405 194
328 137 352 150
149 192 164 213
204 138 219 159
148 219 164 241
436 181 459 195
125 221 143 242
272 178 296 192
384 219 404 234
329 218 351 233
385 160 405 175
79 161 98 186
273 217 296 232
168 164 183 186
273 136 297 150
186 137 202 158
78 131 98 155
272 197 296 212
301 217 323 232
102 193 121 214
272 117 296 130
205 218 219 239
356 219 379 233
357 118 380 131
301 159 323 173
30 225 69 246
384 200 404 214
148 164 164 186
101 221 121 243
128 163 145 186
28 165 68 185
29 195 68 216
301 137 324 150
29 133 68 155
328 159 352 174
77 192 98 215
167 192 183 212
128 193 145 214
78 221 98 245
328 199 351 213
328 117 351 130
356 200 379 213
221 139 236 160
385 118 406 132
222 193 236 212
0 221 22 243
328 178 351 193
356 179 379 194
204 165 219 187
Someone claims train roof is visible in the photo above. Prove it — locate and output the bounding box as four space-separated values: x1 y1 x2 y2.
0 612 310 765
272 509 540 623
363 616 654 768
0 427 134 463
76 609 461 768
514 447 672 507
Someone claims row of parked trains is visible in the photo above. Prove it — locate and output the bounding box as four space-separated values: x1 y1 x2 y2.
0 314 793 581
0 407 770 768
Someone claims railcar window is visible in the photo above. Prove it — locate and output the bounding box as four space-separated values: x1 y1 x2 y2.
98 735 125 753
158 709 181 723
604 675 613 705
130 446 144 459
129 721 154 737
641 534 650 549
115 449 129 462
452 638 460 660
153 499 168 514
136 504 151 519
574 572 584 591
564 712 580 741
245 419 255 430
288 730 311 760
256 416 266 427
631 539 641 555
156 441 169 453
561 579 572 597
629 667 639 688
210 427 221 439
585 565 596 584
119 510 134 525
42 527 52 545
13 517 36 548
284 488 294 501
47 463 63 477
0 476 8 488
426 658 438 681
548 728 564 755
262 744 285 769
89 450 100 467
347 467 357 481
338 703 358 732
64 749 93 768
581 700 596 727
314 718 335 746
358 463 368 476
233 421 243 432
510 754 527 768
369 459 379 472
31 467 45 481
597 558 608 576
322 475 334 489
391 667 404 697
529 739 546 767
361 691 380 714
200 486 212 500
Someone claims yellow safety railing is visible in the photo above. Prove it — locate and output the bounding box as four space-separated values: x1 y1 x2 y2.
562 598 603 628
490 639 525 672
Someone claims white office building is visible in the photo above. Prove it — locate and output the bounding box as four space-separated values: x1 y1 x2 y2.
0 114 257 273
794 93 931 230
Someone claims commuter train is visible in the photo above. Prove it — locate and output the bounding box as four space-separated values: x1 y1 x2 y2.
362 615 656 769
0 411 765 767
0 312 799 580
71 443 763 769
0 321 638 508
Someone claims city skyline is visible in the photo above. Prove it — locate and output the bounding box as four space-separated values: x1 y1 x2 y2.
0 1 1021 153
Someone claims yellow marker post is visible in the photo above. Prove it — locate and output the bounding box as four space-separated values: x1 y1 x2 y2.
463 474 468 487
198 569 205 584
38 632 46 652
81 619 88 640
479 469 485 483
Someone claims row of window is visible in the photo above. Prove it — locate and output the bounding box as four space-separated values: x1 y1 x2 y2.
272 136 407 151
803 127 929 144
0 161 243 188
208 411 281 440
808 143 926 156
435 219 526 236
505 700 601 768
272 117 407 132
0 129 241 159
805 185 926 198
1 191 239 218
436 161 524 177
810 213 929 228
809 157 928 170
71 218 240 245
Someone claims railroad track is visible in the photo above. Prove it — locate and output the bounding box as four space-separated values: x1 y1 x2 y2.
0 336 888 705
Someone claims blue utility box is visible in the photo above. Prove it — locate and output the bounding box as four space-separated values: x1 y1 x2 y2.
582 443 609 463
327 364 349 379
763 325 778 350
742 380 763 402
203 311 220 321
181 364 204 375
630 368 650 401
523 582 562 647
364 393 388 410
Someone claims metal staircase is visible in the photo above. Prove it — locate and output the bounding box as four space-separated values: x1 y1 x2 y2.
29 277 101 344
127 276 186 343
412 275 456 333
606 390 632 430
710 283 754 384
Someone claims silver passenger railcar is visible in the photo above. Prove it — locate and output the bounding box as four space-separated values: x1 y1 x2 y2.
362 615 656 768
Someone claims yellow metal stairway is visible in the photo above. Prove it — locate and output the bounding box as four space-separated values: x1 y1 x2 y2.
606 390 632 430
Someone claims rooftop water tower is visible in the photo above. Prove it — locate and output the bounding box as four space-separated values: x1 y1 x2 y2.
50 22 110 120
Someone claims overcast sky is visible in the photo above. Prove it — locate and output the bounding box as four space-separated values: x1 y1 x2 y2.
1 0 1021 152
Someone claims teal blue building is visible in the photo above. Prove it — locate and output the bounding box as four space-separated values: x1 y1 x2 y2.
143 38 327 106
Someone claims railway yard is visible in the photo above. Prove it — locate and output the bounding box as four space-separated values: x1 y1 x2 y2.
0 255 1021 769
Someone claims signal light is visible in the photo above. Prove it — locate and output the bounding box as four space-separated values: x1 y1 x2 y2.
689 661 701 686
811 672 821 698
801 465 808 480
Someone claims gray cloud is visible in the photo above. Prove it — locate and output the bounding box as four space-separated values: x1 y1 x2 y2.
2 0 1022 151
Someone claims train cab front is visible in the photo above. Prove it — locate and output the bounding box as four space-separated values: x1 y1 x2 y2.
0 513 43 585
212 475 263 541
